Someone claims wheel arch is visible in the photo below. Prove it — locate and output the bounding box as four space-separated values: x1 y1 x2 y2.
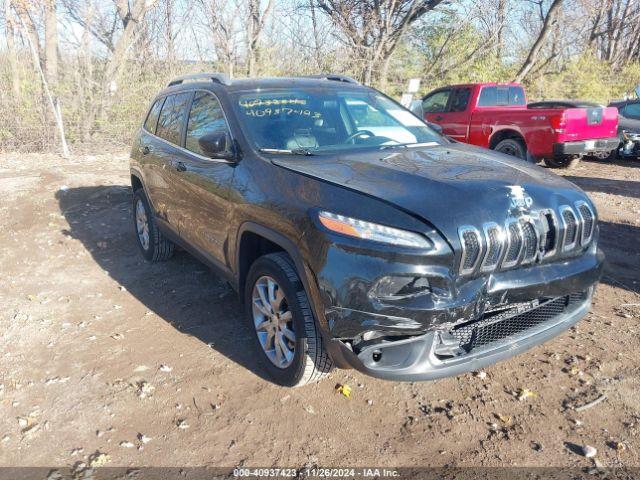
489 128 526 150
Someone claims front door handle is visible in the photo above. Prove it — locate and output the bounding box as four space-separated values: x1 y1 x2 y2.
435 115 444 121
175 161 187 172
140 145 150 155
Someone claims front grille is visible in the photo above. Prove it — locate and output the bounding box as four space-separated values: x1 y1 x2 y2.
457 204 592 276
449 291 587 352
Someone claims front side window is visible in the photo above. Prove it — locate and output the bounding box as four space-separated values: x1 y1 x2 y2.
156 92 191 145
231 88 444 154
144 98 164 133
185 91 231 156
450 88 471 112
422 90 451 113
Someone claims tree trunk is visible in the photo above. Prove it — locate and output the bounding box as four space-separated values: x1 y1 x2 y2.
514 0 564 82
44 0 59 90
4 0 20 97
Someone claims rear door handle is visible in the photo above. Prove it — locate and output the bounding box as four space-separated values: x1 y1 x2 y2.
175 161 187 172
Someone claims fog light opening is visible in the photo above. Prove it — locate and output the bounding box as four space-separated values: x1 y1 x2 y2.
372 350 382 362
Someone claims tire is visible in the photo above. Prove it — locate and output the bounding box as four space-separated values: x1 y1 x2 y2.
244 252 333 387
494 138 528 160
132 188 174 262
543 155 581 169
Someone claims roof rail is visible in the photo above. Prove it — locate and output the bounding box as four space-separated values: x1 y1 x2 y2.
306 74 360 85
167 72 231 87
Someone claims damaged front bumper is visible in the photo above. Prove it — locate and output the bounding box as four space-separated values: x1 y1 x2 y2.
315 236 604 380
326 290 591 381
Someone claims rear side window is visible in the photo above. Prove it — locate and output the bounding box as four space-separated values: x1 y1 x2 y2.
478 86 525 107
144 98 164 133
185 92 231 155
156 92 191 145
422 90 451 113
450 88 471 112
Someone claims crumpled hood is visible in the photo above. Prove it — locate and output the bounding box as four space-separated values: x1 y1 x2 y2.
274 143 590 240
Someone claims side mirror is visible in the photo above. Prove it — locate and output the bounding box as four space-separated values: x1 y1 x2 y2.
635 85 640 100
409 99 424 119
427 122 443 135
198 132 235 160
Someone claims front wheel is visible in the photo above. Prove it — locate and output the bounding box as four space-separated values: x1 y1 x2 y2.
544 155 581 169
245 252 333 387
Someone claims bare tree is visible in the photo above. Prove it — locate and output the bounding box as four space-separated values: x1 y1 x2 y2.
44 0 58 88
4 0 20 96
316 0 444 87
246 0 275 76
514 0 564 82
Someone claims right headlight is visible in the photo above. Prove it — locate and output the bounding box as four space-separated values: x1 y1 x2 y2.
317 210 432 249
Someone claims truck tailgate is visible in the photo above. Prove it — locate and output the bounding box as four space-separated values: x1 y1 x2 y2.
555 106 618 142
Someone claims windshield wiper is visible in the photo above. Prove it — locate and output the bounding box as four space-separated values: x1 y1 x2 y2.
259 148 316 156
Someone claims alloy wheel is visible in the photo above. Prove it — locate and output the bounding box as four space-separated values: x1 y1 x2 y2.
135 199 150 251
251 275 296 368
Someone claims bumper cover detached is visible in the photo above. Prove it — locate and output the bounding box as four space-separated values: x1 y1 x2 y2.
553 137 620 156
328 290 592 381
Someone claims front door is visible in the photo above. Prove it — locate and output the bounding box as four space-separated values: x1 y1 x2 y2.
173 90 237 269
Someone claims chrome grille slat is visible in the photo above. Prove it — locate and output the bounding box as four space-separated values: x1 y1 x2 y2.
560 206 579 251
501 221 523 269
575 201 595 245
458 226 483 276
480 223 503 272
520 220 538 264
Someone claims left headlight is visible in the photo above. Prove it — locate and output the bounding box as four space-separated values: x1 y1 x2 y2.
317 211 432 249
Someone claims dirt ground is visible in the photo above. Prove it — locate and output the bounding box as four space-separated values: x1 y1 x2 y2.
0 152 639 470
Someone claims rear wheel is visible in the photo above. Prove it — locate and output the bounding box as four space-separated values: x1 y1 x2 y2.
544 155 581 169
245 252 333 387
494 138 533 162
591 149 618 161
132 189 174 262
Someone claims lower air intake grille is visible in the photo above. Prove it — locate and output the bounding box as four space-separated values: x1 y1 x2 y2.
449 291 587 352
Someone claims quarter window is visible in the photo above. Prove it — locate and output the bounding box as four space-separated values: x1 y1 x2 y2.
156 92 191 145
144 98 164 134
185 92 231 156
422 90 451 113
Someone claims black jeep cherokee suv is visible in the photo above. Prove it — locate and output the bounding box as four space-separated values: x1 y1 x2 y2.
130 73 604 387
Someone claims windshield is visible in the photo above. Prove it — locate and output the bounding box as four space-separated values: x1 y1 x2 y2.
231 88 445 154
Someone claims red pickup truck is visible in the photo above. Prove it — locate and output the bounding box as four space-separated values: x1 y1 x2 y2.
419 83 619 168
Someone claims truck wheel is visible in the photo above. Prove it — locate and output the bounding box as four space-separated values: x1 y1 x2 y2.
132 188 174 262
494 138 529 161
245 252 333 387
543 155 581 169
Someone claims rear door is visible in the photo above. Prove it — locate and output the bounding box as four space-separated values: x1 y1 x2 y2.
173 90 237 268
143 92 191 231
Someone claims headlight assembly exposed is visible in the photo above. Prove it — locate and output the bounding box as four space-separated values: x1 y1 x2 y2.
317 210 432 249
